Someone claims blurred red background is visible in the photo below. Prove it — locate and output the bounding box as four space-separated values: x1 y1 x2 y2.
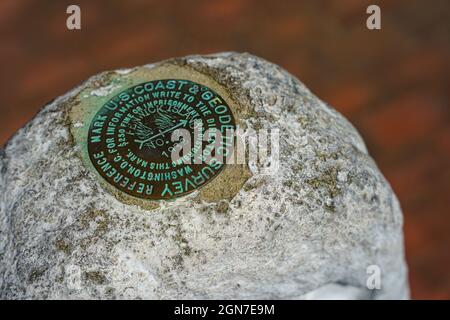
0 0 449 299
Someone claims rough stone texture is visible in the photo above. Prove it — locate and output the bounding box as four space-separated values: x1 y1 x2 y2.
0 52 409 299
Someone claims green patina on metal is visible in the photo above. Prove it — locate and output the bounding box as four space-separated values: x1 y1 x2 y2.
68 62 251 206
87 79 236 200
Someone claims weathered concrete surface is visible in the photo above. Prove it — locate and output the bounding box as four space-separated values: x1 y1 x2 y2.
0 53 409 299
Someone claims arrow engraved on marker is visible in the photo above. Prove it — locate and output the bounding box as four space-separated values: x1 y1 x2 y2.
134 119 188 150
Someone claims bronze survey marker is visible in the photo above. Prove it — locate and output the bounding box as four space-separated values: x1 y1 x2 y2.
87 79 236 200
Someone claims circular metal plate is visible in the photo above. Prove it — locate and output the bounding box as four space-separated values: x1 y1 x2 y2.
87 79 236 200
